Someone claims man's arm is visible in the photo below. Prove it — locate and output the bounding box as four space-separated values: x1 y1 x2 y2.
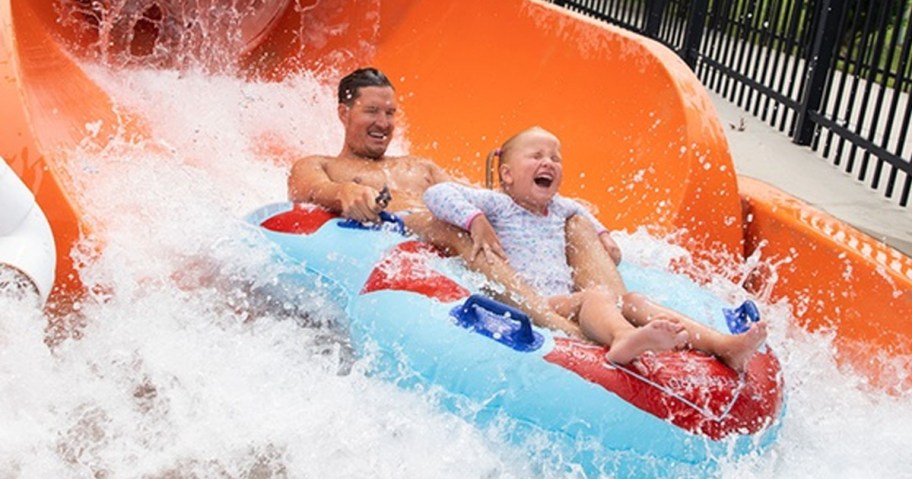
288 156 382 222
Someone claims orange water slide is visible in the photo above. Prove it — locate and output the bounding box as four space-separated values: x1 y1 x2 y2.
245 0 746 257
1 0 140 304
373 1 744 257
1 0 910 390
740 177 912 391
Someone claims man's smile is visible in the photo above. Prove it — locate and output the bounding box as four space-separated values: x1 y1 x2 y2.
368 130 388 140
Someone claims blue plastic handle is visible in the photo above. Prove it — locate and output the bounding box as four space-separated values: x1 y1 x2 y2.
723 299 761 334
460 294 535 345
337 211 407 235
377 211 406 233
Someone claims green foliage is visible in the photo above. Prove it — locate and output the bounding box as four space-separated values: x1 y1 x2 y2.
553 0 912 90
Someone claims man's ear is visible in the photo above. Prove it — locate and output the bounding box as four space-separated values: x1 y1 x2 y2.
337 103 348 123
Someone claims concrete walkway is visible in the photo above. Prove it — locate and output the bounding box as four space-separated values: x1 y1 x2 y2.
709 91 912 258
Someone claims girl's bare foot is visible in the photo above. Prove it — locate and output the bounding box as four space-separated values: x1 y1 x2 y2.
719 321 769 371
605 319 689 364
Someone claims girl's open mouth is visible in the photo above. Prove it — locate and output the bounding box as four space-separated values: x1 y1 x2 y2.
534 175 553 187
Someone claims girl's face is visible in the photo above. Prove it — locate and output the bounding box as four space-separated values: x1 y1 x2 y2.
500 129 563 214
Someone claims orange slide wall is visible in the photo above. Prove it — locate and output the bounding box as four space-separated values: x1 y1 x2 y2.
1 0 146 303
247 0 747 260
740 177 912 391
1 0 910 390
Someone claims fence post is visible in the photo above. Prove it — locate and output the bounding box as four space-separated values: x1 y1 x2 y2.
793 0 848 145
681 0 710 69
645 0 670 37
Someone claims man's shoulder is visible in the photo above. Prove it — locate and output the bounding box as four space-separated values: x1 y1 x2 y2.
291 154 333 167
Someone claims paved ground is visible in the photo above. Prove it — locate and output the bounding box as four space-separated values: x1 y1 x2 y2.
709 91 912 258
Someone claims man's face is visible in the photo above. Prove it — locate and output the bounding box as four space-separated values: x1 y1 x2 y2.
339 86 397 160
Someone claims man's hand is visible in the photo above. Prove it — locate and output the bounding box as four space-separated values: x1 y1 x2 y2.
339 183 384 222
599 232 622 265
375 185 392 209
468 215 507 264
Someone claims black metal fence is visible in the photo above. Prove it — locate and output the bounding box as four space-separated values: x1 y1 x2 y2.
549 0 912 207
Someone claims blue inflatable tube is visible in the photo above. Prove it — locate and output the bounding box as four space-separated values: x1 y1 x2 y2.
245 202 784 477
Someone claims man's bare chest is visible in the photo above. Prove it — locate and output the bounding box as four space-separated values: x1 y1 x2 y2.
326 160 430 190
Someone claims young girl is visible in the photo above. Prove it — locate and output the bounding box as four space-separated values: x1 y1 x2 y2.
423 126 767 370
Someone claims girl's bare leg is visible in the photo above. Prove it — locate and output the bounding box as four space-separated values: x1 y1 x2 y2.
551 289 688 364
621 292 768 371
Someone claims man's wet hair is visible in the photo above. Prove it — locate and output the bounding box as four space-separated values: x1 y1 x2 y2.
338 67 394 106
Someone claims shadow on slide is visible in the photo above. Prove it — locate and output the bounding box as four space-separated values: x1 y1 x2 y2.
2 0 910 391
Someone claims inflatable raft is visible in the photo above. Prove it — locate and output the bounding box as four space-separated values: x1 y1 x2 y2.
246 202 784 476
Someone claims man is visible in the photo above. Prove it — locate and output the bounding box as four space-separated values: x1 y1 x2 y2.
288 67 624 338
288 67 444 222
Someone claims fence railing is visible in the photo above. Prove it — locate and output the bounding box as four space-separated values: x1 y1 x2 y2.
549 0 912 207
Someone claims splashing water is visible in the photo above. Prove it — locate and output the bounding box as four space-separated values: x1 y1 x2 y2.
1 68 529 478
4 2 912 474
2 66 910 479
57 0 287 73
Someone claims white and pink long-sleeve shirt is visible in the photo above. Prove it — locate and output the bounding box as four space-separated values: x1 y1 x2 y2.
423 182 608 296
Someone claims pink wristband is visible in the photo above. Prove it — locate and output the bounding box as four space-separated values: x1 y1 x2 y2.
464 211 484 230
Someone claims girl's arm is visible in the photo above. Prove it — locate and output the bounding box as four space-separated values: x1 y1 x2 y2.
424 182 507 262
424 182 500 230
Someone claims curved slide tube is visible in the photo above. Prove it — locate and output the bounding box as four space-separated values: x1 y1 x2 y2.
1 158 56 304
740 177 912 392
1 0 910 391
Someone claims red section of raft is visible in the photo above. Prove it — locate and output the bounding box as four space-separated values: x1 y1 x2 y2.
544 338 782 440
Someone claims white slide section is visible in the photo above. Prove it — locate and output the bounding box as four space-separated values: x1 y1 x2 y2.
1 157 56 304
